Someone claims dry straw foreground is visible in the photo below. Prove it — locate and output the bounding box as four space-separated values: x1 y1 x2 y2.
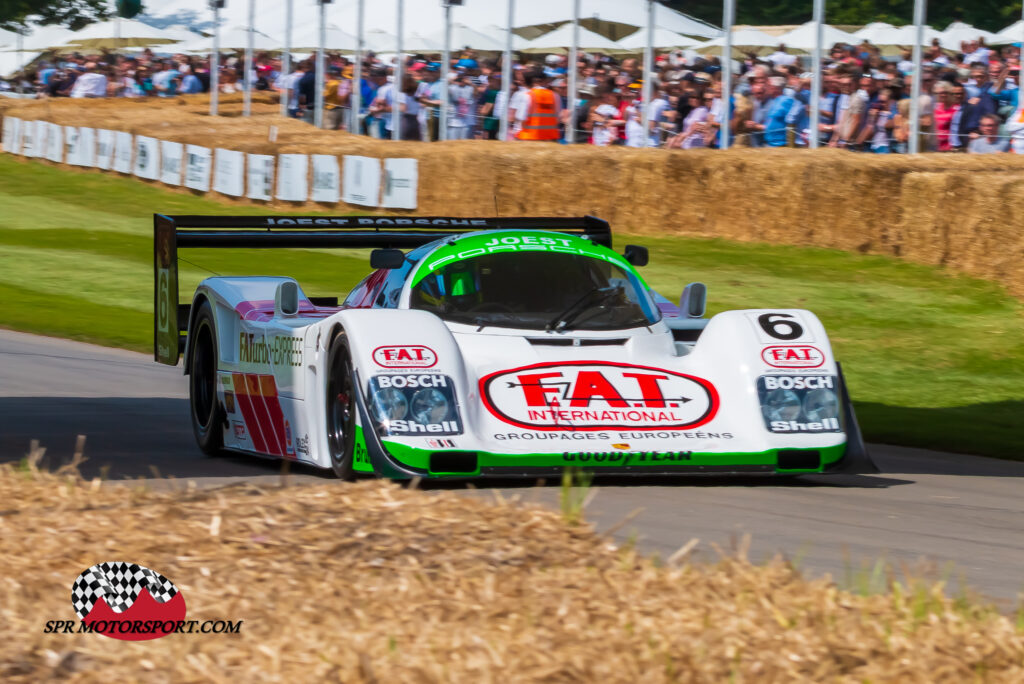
1 94 1024 297
1 461 1023 683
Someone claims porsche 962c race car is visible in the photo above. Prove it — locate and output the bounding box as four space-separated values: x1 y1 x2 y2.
154 214 876 480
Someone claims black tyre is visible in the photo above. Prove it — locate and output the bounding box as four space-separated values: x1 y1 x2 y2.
326 333 357 481
188 301 223 456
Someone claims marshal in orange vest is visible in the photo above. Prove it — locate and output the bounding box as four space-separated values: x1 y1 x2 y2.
517 87 561 141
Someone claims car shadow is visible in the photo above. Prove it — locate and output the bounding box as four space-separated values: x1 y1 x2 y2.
0 396 1019 485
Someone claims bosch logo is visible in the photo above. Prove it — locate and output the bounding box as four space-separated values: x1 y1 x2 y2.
762 376 834 390
372 345 437 368
761 345 825 369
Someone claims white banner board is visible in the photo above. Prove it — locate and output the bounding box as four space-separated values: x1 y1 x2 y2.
77 127 96 167
184 144 212 192
246 153 275 201
96 129 115 170
160 140 184 186
134 135 159 180
381 158 419 210
22 120 37 157
113 131 133 173
1 116 19 154
342 155 381 207
34 120 47 159
311 154 340 203
63 126 80 166
276 153 309 202
46 122 62 163
213 148 244 197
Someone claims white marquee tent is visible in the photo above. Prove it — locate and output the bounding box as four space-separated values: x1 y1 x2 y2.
777 21 858 51
992 20 1024 46
59 17 179 49
617 27 698 51
939 21 997 50
694 27 779 56
519 23 626 54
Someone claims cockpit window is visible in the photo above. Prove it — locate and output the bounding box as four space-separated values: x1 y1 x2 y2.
409 251 659 330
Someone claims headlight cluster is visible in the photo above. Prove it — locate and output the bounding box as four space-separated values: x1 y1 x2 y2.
367 374 462 436
757 375 842 434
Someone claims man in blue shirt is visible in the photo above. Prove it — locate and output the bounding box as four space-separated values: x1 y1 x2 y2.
748 77 795 147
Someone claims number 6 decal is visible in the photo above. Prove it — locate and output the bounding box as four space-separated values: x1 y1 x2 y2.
757 313 804 340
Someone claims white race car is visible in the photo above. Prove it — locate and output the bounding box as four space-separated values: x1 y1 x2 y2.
154 214 876 479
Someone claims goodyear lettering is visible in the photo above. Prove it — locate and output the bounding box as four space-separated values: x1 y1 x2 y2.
762 376 834 391
562 451 693 463
238 333 303 367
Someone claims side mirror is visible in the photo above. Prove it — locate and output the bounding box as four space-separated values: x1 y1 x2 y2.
370 248 405 270
275 280 300 317
680 282 707 318
623 244 649 267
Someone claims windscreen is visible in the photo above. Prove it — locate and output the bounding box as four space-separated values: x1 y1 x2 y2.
409 251 659 331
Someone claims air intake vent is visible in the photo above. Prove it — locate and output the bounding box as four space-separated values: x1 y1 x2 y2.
429 452 478 474
527 338 628 347
776 450 821 471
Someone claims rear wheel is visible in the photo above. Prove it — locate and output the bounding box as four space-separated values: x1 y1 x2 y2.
189 302 223 456
326 334 357 481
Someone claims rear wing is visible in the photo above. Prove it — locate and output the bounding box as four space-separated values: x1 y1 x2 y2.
154 214 612 365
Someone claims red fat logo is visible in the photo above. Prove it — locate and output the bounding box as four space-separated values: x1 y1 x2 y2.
480 361 719 431
761 345 825 369
71 562 186 641
373 345 437 368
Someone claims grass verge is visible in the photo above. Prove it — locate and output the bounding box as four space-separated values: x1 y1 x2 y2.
2 463 1022 682
0 155 1022 458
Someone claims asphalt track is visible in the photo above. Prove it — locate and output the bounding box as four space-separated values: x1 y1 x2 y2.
2 328 1023 602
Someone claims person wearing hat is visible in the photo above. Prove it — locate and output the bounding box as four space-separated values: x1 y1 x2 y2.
415 64 444 141
516 69 562 142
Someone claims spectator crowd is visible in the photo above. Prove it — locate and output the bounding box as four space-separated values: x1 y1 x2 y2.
6 33 1024 154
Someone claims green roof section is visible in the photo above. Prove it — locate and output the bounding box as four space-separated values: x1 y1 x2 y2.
409 230 642 287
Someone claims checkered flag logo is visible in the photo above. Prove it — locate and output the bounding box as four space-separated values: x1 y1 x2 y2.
71 562 179 620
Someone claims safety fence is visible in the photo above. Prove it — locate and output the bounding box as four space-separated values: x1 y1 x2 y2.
0 115 419 209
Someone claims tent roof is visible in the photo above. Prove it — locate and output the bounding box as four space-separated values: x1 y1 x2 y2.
776 21 858 50
617 27 699 51
519 23 626 54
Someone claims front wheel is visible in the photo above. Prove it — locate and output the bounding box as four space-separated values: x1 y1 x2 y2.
189 301 223 456
326 333 357 481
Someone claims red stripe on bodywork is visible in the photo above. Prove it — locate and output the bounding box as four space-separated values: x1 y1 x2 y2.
257 374 292 458
232 373 269 453
245 373 282 456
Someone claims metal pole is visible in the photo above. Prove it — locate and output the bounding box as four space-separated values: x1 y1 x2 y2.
391 0 404 140
809 0 824 149
441 0 451 141
116 15 121 45
908 0 926 153
641 0 655 146
244 0 254 117
566 0 580 144
281 0 292 117
351 0 365 133
210 3 220 117
720 0 734 149
315 0 326 128
499 0 513 141
15 30 22 94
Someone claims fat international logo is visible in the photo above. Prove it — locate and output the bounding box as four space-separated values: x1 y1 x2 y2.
69 562 187 641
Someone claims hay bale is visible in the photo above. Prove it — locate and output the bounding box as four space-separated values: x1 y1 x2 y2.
1 465 1023 682
1 98 1022 296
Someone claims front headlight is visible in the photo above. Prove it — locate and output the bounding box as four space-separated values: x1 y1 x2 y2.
763 388 802 421
410 388 450 424
370 387 408 422
803 388 839 422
